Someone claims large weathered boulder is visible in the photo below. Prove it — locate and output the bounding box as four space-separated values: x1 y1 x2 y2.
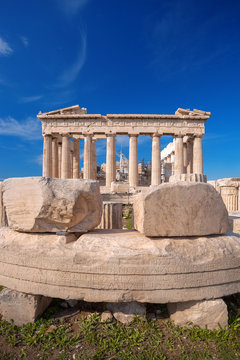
2 177 102 232
168 299 228 330
133 182 229 237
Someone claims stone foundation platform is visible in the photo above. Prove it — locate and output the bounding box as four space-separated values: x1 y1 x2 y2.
0 227 239 303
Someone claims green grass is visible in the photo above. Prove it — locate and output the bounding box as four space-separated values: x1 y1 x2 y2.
0 306 239 360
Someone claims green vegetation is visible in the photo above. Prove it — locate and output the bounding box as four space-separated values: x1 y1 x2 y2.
122 204 133 229
0 296 239 360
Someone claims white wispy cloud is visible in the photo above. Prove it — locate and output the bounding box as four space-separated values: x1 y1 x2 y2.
0 37 13 56
20 36 29 48
19 95 43 103
34 154 43 166
55 32 87 88
56 0 89 16
0 116 42 140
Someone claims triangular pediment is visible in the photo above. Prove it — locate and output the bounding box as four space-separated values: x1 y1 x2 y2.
39 105 87 116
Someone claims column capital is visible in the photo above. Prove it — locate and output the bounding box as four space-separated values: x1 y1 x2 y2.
193 134 203 139
60 133 70 138
152 133 162 138
83 133 92 138
128 133 138 138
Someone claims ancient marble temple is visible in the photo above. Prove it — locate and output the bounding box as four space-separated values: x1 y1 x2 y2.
38 105 211 187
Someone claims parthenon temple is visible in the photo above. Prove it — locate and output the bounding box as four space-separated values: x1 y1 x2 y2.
38 105 211 187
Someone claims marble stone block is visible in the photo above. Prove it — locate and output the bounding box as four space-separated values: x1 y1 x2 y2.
107 302 146 324
168 299 228 330
133 182 229 237
0 288 52 326
2 177 102 232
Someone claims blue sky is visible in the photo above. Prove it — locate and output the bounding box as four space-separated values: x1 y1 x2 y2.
0 0 239 180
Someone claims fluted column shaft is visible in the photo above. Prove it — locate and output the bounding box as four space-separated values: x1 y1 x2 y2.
91 139 97 179
183 142 188 174
61 134 71 179
187 140 193 174
174 136 184 175
151 134 161 186
193 136 203 174
129 135 138 187
73 138 80 179
52 137 59 178
43 135 52 177
58 141 62 178
113 137 116 180
84 135 92 179
106 135 115 187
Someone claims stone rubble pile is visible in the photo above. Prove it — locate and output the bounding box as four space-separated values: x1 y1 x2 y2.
132 181 240 329
0 178 239 329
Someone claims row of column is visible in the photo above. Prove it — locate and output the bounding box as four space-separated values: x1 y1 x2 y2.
43 133 203 187
174 136 203 175
43 134 97 180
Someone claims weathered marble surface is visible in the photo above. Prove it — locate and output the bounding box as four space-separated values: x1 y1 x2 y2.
0 183 7 227
229 211 240 234
133 182 229 237
0 228 239 303
2 177 102 232
107 302 146 324
168 299 228 330
0 288 52 326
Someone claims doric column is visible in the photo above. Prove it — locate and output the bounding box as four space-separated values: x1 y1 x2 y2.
170 152 175 175
187 139 193 174
174 136 184 175
106 135 115 188
72 138 80 179
129 134 138 187
183 142 188 174
58 141 62 178
91 139 97 179
193 136 203 174
113 136 116 181
98 202 123 229
43 134 52 177
83 135 92 179
61 134 71 179
151 134 161 186
221 186 238 211
70 149 73 178
52 137 59 178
